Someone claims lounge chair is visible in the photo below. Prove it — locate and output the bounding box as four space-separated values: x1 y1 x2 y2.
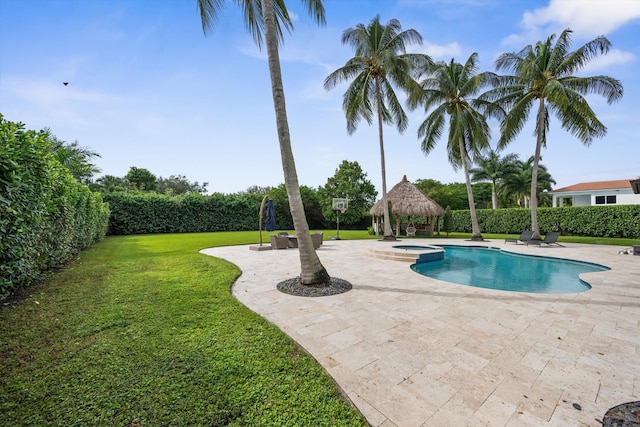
269 234 289 249
526 231 563 247
311 232 324 249
505 230 533 245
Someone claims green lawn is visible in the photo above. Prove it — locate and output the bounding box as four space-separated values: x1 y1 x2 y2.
0 231 369 426
1 230 635 426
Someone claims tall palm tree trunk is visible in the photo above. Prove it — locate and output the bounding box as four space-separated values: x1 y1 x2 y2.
459 137 482 240
375 78 394 240
530 98 545 240
262 0 330 284
491 180 498 209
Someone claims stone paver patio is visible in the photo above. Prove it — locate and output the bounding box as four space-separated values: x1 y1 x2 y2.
201 238 640 426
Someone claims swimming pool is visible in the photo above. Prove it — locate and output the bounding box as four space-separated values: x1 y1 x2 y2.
410 245 609 293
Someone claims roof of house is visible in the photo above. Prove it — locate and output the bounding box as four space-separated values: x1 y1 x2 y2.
552 179 632 193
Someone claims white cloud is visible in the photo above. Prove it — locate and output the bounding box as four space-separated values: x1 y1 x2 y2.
580 48 635 72
526 0 640 35
503 0 640 47
420 41 462 59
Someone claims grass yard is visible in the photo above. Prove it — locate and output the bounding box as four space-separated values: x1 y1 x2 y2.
0 231 369 426
1 229 634 426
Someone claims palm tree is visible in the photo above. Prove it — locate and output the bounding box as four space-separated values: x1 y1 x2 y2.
500 161 529 208
500 156 555 208
48 136 102 184
488 28 623 239
197 0 331 286
323 16 431 240
470 149 519 209
92 175 131 193
410 53 500 241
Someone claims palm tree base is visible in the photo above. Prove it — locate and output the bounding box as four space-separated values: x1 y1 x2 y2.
381 235 397 241
277 277 352 297
470 235 484 241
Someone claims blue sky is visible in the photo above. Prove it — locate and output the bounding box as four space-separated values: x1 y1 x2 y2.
1 0 639 195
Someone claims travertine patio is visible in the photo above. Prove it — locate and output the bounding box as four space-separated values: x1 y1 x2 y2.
201 239 640 426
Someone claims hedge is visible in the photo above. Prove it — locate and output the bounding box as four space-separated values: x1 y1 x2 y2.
0 116 110 300
104 192 259 235
104 191 640 239
452 205 640 238
104 191 310 235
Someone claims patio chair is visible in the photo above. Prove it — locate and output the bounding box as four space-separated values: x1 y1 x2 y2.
311 232 324 249
526 231 563 247
269 234 289 249
406 225 416 236
505 230 533 245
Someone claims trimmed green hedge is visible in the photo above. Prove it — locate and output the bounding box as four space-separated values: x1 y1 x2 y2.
106 192 640 239
104 192 260 235
0 116 110 300
104 189 372 235
452 205 640 238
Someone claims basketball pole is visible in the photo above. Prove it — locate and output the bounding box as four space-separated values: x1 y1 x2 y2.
332 197 348 241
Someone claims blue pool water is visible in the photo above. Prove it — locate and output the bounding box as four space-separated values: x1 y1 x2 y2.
410 245 609 293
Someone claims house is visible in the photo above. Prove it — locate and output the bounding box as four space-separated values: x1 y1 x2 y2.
551 179 640 207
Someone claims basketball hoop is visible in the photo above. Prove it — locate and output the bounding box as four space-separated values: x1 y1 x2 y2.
332 197 349 240
332 197 348 211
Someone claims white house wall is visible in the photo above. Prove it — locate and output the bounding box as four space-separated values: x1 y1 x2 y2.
616 193 640 205
573 195 591 206
552 188 640 207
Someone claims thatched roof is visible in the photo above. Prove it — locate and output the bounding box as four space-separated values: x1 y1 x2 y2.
370 175 445 217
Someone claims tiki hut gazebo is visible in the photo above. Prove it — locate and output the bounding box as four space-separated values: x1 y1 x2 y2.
369 175 445 237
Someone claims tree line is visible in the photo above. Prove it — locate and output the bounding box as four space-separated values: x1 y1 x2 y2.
73 148 558 228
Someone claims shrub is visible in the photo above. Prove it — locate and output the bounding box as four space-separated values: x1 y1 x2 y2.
452 205 640 238
104 190 331 236
104 192 257 235
442 206 453 237
0 116 109 300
